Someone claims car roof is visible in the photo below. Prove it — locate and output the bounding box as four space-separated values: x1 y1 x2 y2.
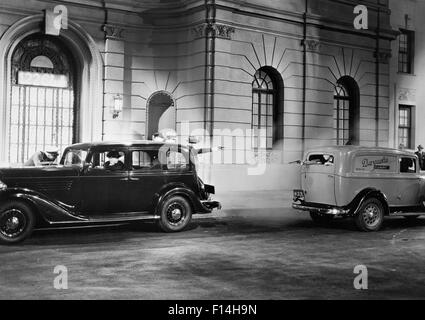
305 145 416 157
65 140 190 150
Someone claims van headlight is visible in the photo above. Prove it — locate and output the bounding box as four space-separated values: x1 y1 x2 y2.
0 180 7 190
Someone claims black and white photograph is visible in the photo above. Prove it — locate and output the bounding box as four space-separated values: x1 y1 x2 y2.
0 0 425 304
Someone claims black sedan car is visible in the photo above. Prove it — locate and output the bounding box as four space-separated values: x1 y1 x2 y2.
0 141 221 244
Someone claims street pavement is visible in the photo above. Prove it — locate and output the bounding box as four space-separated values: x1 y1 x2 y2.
1 190 425 299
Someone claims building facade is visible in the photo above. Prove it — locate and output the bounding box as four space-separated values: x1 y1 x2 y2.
0 0 396 191
389 0 425 152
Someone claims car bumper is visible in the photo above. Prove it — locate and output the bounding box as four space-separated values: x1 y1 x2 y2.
292 202 350 216
201 200 222 211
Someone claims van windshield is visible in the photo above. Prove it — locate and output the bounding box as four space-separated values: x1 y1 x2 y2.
307 154 334 165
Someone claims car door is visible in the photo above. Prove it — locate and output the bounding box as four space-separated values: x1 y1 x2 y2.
126 147 165 213
396 156 421 207
301 153 336 206
79 147 130 215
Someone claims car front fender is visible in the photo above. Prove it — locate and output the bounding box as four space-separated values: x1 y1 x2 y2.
0 188 86 225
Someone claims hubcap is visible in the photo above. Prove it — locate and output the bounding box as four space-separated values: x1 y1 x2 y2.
362 204 381 227
166 202 186 226
0 209 27 238
171 208 182 220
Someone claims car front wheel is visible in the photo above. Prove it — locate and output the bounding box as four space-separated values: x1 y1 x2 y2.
157 196 192 232
0 201 35 244
354 198 384 232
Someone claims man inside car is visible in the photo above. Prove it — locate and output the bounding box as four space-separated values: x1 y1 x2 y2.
104 151 125 171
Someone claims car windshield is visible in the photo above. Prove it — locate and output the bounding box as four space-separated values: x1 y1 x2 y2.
61 148 89 166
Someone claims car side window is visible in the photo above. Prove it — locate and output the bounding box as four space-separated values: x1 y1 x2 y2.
400 157 417 174
91 150 126 171
132 150 163 170
164 150 189 171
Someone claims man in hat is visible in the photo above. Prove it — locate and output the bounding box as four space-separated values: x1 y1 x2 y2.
24 147 60 166
104 151 125 171
415 145 425 171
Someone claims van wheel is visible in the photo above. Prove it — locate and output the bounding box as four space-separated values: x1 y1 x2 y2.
157 196 192 232
0 201 35 244
310 212 334 225
355 198 384 232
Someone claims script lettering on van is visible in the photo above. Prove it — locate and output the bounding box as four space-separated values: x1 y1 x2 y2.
354 156 396 173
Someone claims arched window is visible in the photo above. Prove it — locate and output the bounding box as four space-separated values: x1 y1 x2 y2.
9 34 76 163
252 68 283 150
334 83 350 145
333 76 360 146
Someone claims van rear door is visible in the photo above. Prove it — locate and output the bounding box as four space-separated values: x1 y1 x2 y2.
301 153 336 206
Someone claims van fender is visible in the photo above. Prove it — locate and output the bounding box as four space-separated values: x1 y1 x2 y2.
348 188 390 217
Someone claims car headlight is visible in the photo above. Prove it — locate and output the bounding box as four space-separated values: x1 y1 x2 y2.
0 180 7 190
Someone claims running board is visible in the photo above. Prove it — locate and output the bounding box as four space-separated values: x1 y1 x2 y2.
390 212 424 217
48 213 159 225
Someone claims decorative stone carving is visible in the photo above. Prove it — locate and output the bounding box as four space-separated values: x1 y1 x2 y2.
192 23 235 40
302 39 321 52
192 23 207 39
103 25 125 40
214 24 235 39
374 51 392 64
398 88 416 102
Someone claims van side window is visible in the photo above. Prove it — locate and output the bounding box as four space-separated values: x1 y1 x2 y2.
308 154 334 165
400 157 416 174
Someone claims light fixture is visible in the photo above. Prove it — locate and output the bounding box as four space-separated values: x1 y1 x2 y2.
112 94 123 119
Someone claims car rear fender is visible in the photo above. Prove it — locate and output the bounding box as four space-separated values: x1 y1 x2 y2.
349 188 389 217
153 184 207 215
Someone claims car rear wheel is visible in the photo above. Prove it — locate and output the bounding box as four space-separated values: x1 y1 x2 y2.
0 201 35 244
310 212 334 225
157 196 192 232
354 198 384 232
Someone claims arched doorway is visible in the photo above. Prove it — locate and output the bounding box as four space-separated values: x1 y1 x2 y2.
147 91 176 139
8 33 77 163
0 15 104 164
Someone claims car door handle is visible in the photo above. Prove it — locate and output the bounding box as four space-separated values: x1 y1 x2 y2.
129 177 140 181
